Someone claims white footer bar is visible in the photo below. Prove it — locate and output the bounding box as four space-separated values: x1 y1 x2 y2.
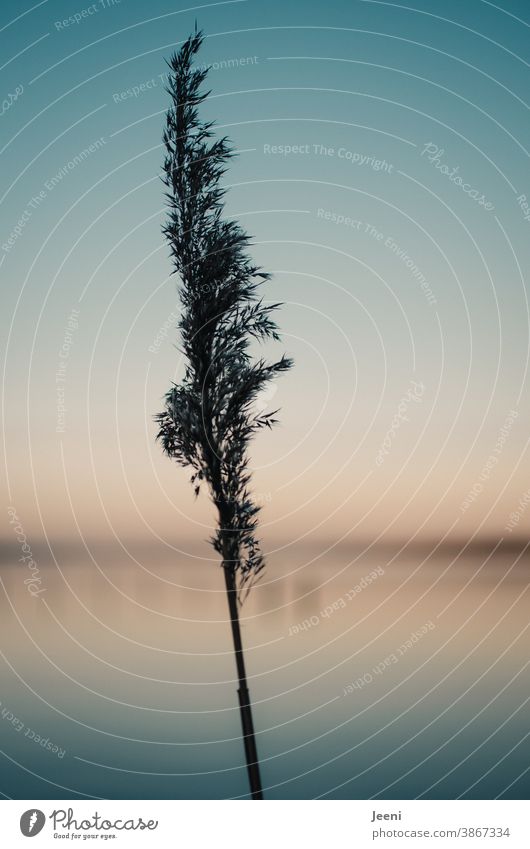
1 800 527 848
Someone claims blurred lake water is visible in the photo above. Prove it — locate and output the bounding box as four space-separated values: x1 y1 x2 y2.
0 539 528 799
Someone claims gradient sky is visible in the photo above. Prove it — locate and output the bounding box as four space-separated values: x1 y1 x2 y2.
1 0 529 551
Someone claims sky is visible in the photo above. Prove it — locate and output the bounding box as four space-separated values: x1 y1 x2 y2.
1 0 530 552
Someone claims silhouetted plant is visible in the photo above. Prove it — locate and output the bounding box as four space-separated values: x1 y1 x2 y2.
155 28 292 800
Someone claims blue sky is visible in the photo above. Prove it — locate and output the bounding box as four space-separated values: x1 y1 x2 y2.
1 0 529 547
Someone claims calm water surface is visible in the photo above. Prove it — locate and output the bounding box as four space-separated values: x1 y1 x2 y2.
0 541 528 799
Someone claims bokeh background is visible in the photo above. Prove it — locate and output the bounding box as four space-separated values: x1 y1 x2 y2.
0 0 528 799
